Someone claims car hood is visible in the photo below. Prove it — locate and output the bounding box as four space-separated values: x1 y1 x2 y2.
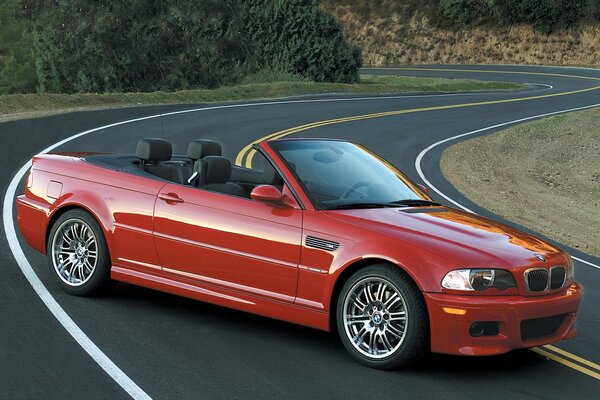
324 206 564 268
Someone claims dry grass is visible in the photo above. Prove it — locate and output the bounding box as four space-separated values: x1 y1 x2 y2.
441 107 600 257
322 1 600 67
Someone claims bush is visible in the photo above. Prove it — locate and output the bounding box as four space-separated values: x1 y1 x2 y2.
17 0 361 94
438 0 587 32
590 0 600 19
0 0 35 94
19 1 250 93
241 67 309 85
492 0 586 34
438 0 494 24
439 0 476 24
0 55 35 93
244 0 362 83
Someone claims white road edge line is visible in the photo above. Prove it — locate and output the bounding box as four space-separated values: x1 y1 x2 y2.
3 120 158 400
525 83 553 90
1 76 597 400
415 103 600 271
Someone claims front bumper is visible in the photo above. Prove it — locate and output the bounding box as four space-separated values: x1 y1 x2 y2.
424 282 582 356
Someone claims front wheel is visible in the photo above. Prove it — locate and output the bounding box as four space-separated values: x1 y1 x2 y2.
47 209 113 296
336 264 428 369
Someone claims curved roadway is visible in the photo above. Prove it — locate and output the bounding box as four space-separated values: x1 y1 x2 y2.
1 65 599 399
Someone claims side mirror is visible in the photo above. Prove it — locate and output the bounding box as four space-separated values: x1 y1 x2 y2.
417 183 430 195
251 185 284 205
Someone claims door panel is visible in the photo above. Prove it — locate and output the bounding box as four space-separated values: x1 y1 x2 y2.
153 183 302 301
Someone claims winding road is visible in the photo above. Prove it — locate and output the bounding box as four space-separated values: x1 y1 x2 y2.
1 65 599 399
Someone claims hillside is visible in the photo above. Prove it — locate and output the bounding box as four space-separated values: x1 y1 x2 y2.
441 107 600 258
322 0 600 67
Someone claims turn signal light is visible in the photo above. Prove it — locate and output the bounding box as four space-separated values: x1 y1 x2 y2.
443 307 467 315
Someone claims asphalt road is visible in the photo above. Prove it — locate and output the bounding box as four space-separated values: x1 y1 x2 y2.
1 65 599 399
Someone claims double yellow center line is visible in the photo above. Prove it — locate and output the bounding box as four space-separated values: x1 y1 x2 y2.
235 68 600 168
234 67 600 379
533 345 600 380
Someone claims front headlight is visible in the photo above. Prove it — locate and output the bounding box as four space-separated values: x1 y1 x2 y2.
441 269 516 291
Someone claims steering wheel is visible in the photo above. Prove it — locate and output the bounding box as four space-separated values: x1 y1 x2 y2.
341 181 370 199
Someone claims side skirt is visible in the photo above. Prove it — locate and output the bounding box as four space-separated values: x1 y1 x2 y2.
111 266 330 331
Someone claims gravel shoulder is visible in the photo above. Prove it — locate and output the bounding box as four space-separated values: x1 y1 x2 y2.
441 107 600 258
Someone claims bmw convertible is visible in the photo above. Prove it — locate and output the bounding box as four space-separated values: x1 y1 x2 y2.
16 137 582 369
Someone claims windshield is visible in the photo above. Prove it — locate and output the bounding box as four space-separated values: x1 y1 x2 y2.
270 140 428 209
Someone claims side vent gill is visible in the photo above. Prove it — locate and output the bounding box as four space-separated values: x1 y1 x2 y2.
305 236 340 251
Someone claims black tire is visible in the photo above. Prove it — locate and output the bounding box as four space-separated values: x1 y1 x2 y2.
47 209 113 296
336 264 428 369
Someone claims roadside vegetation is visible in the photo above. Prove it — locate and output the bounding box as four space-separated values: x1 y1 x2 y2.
436 0 595 34
441 107 600 258
4 1 600 98
5 0 360 95
0 0 34 94
0 75 524 121
322 0 600 66
0 0 526 122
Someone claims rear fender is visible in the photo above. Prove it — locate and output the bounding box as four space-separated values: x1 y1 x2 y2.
48 190 115 248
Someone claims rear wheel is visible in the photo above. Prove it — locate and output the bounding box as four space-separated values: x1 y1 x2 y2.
336 264 428 369
47 209 112 296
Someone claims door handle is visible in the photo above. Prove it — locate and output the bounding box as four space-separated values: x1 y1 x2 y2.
158 192 184 204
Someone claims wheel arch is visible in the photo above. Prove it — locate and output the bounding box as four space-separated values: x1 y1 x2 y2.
46 203 110 252
328 257 428 333
45 203 116 296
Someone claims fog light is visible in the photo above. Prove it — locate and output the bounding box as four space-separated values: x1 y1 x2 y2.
469 321 499 337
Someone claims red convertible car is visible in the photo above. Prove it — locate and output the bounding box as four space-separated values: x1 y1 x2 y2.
16 137 582 369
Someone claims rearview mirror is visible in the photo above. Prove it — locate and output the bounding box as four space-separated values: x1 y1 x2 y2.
251 185 284 206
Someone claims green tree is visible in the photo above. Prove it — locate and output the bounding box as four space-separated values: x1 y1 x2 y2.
492 0 585 34
0 0 35 94
438 0 587 33
18 0 361 93
19 0 250 92
244 0 362 83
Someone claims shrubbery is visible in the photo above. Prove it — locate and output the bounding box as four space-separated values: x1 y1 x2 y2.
16 0 362 94
0 0 35 94
493 0 586 34
439 0 492 25
0 55 35 93
438 0 588 33
244 0 361 84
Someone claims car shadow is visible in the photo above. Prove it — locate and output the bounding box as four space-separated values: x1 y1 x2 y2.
105 282 549 376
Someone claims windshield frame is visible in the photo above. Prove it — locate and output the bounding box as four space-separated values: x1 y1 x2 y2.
268 139 431 211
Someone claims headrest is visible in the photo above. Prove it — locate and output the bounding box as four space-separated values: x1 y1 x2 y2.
187 139 222 160
262 163 283 186
136 138 172 162
194 156 232 185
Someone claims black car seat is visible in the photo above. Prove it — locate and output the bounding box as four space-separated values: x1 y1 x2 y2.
187 139 222 161
136 138 178 181
192 156 246 197
185 139 222 178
